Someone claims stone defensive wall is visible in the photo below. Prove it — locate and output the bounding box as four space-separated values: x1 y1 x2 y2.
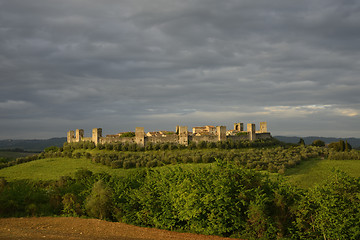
67 122 271 146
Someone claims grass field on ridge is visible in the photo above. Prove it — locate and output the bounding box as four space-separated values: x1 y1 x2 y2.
0 156 211 181
1 150 360 188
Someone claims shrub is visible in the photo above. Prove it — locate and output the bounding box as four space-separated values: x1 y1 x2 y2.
74 169 93 181
85 180 113 220
295 170 360 239
312 139 325 147
328 140 352 152
44 146 59 153
62 193 83 216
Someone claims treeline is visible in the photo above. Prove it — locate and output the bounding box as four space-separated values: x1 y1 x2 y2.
94 146 327 173
0 138 281 170
1 164 359 239
0 154 40 170
328 149 360 160
3 139 360 172
42 145 326 173
63 137 282 152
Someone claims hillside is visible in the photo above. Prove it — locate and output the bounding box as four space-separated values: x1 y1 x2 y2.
1 144 360 239
0 137 66 152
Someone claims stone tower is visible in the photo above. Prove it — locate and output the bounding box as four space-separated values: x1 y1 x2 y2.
75 129 84 142
217 126 227 141
135 127 145 146
92 128 102 145
234 122 244 131
178 126 188 146
260 122 267 133
67 130 75 143
247 123 257 141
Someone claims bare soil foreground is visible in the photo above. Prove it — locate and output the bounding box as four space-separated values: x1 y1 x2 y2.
0 217 242 240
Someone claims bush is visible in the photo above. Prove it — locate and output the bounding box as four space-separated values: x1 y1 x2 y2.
312 139 325 147
74 169 93 181
44 146 59 153
295 170 360 239
62 193 83 216
328 140 352 152
85 180 113 220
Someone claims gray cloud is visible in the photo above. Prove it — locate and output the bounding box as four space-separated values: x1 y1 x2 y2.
0 0 359 139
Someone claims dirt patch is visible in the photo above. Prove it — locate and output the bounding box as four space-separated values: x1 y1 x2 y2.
0 217 242 240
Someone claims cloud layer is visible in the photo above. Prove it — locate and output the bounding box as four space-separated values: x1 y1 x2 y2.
1 0 359 138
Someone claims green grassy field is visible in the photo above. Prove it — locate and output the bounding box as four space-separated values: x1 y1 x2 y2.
0 157 211 181
1 154 360 189
0 157 134 181
284 158 360 188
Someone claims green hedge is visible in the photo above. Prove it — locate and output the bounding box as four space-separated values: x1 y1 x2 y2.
1 165 359 239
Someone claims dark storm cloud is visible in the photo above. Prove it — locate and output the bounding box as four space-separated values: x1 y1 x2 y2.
0 0 359 138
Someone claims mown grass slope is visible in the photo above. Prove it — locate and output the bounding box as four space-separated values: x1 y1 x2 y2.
0 157 132 181
0 156 211 181
284 158 360 188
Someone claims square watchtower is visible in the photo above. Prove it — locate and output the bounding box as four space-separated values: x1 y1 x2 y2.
260 122 267 133
234 123 244 131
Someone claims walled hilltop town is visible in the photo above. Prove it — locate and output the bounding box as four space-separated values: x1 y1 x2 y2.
67 122 271 146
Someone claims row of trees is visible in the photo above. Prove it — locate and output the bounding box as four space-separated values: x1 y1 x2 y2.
41 145 327 173
62 138 282 152
2 139 358 171
0 154 40 170
4 144 355 173
1 164 359 239
328 149 360 160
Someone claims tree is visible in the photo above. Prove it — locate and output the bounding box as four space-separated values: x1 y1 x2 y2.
298 138 305 146
328 140 352 152
312 139 325 147
85 180 113 220
345 140 352 151
44 146 59 153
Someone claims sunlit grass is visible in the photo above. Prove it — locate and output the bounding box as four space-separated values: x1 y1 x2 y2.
285 159 360 188
2 153 360 189
0 157 136 181
0 157 213 181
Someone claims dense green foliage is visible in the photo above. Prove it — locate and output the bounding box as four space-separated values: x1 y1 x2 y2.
294 170 360 239
1 165 359 239
311 139 325 147
328 149 360 160
2 138 360 238
119 132 135 138
44 141 328 173
328 140 352 152
66 137 281 152
0 154 40 170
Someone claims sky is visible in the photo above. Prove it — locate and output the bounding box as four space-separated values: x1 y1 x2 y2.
1 0 360 139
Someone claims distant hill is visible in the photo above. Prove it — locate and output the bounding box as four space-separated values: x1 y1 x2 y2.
274 136 360 148
0 137 67 152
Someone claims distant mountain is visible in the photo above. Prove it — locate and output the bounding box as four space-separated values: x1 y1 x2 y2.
274 136 360 148
0 137 67 152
